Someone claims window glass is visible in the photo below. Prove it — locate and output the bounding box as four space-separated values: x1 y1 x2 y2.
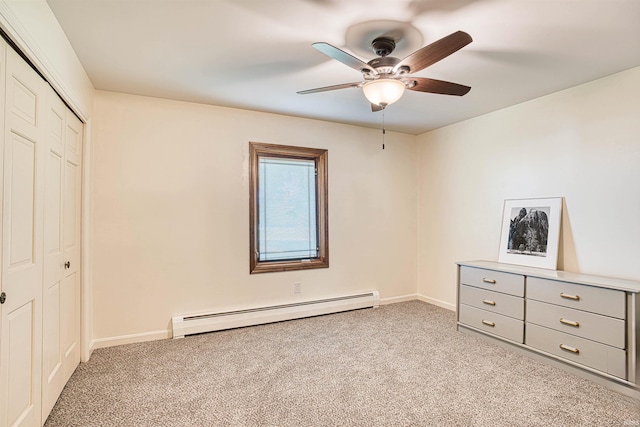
258 157 317 261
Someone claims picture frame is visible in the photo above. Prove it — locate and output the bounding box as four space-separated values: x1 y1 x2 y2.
498 197 563 270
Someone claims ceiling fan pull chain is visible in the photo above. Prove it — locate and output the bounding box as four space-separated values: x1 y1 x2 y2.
382 108 385 150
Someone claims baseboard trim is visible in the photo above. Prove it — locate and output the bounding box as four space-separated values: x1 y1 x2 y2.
417 294 455 311
91 329 170 350
89 297 451 349
87 340 95 360
380 294 417 305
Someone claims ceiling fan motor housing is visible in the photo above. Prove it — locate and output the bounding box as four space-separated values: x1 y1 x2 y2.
368 56 400 76
371 37 396 57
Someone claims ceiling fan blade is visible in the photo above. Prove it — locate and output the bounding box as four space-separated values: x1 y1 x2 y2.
371 103 384 112
407 77 471 96
312 42 378 76
297 82 363 95
393 31 472 74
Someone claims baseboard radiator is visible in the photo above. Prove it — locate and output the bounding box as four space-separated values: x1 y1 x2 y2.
171 291 379 339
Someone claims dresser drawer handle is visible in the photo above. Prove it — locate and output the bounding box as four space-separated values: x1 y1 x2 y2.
559 344 580 354
560 292 580 301
481 320 495 327
482 278 497 284
482 299 496 306
559 318 580 328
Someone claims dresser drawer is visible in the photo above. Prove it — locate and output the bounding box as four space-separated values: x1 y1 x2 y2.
459 266 524 297
525 323 626 379
527 277 625 319
526 300 625 349
459 304 524 343
459 285 524 320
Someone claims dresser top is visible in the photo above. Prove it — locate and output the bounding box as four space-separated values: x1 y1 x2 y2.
457 260 640 293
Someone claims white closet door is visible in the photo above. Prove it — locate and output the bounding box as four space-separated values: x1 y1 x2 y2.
0 40 6 424
41 88 67 419
61 108 81 385
42 86 82 420
0 44 47 427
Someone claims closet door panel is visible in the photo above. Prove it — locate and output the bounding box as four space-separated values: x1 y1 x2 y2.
41 89 67 420
0 44 47 427
62 110 81 384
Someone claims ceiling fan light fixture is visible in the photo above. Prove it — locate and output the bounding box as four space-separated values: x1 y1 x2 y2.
362 78 406 107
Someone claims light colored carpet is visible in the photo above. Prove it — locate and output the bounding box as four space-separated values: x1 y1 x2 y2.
45 301 639 426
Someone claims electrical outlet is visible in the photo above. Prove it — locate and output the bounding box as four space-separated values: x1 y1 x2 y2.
294 282 302 294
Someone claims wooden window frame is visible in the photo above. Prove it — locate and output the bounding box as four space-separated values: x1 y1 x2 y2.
249 142 329 274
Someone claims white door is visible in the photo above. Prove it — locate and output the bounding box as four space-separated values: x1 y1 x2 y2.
61 107 82 384
41 88 66 419
41 87 82 420
0 39 6 420
0 45 48 427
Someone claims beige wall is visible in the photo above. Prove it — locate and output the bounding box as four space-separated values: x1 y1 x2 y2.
92 67 640 344
91 91 417 342
416 67 640 308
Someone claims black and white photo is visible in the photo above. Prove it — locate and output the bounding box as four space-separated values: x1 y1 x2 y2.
507 205 551 256
499 198 562 269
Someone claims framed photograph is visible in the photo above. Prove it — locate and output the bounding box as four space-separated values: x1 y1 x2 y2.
498 197 563 270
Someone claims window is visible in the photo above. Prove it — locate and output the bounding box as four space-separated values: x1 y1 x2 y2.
249 142 328 274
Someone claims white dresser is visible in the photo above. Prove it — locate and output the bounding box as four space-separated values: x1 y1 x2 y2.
456 261 640 392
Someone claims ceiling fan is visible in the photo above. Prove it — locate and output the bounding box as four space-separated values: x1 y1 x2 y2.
298 30 473 111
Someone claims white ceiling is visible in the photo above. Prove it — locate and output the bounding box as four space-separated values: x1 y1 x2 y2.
46 0 640 135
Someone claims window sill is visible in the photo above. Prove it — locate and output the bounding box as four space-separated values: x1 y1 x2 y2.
250 257 329 274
